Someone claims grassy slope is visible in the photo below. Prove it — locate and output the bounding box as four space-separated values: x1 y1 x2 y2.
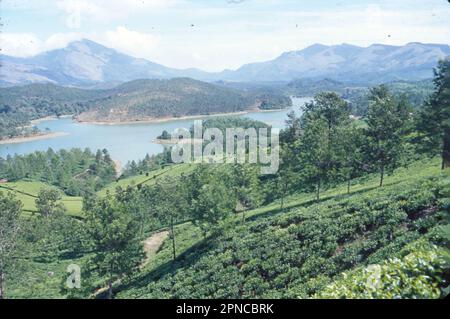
0 164 194 218
96 164 195 197
5 158 448 298
115 157 449 298
0 181 83 217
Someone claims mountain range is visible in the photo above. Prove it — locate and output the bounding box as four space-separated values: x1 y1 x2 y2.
1 39 449 87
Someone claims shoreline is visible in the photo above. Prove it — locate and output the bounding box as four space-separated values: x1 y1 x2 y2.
152 138 204 145
30 114 73 125
0 132 69 145
74 107 290 126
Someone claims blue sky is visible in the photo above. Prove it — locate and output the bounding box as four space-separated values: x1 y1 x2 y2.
1 0 450 71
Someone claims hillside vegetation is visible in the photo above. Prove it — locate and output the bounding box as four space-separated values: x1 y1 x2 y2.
115 159 449 298
0 78 290 139
286 78 434 116
1 60 449 299
4 158 449 299
75 78 256 123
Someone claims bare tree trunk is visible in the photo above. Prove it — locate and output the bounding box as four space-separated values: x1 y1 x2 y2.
171 218 176 261
379 162 384 187
107 279 113 299
442 131 450 170
0 271 4 300
280 181 286 210
316 177 321 201
140 210 145 240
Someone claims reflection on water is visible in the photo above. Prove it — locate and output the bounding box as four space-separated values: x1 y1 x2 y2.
0 97 311 164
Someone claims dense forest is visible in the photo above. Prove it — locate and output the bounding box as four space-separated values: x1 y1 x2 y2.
157 117 271 140
0 76 431 140
0 78 290 139
285 78 434 116
0 148 116 196
0 60 449 299
75 78 289 123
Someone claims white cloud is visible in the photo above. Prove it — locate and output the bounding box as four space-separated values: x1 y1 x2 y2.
99 26 160 58
56 0 177 28
1 33 42 56
0 27 159 60
2 2 449 71
0 32 84 56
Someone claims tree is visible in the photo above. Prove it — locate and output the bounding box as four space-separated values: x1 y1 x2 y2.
276 146 297 210
231 164 262 222
281 110 301 146
84 195 145 299
417 59 450 169
151 177 188 261
0 192 22 299
35 188 66 218
365 85 409 186
298 92 351 200
340 122 367 194
188 166 236 236
158 130 171 140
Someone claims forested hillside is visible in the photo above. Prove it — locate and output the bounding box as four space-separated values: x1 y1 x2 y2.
0 148 116 196
74 78 289 123
286 78 434 116
0 78 290 139
116 163 449 298
0 60 449 300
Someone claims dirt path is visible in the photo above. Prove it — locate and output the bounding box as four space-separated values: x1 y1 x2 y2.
142 230 169 267
92 230 168 298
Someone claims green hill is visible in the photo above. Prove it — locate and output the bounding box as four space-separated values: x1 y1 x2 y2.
113 158 449 298
75 78 265 123
97 164 195 196
0 180 83 217
5 158 449 299
0 79 291 138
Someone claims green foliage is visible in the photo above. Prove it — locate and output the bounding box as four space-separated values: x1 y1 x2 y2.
0 79 288 139
317 246 449 299
157 130 171 140
297 92 351 198
187 166 237 236
285 78 433 116
416 59 450 169
0 83 105 139
0 148 116 196
190 116 270 135
144 177 189 260
84 194 145 298
35 188 66 218
76 78 260 122
118 171 449 299
2 60 449 299
0 191 22 299
364 85 410 186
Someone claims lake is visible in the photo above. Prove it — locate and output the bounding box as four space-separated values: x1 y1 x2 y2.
0 97 311 166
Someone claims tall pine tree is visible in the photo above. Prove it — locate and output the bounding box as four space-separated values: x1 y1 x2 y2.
365 85 409 186
417 59 450 169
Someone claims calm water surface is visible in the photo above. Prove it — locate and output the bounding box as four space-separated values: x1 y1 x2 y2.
0 97 311 165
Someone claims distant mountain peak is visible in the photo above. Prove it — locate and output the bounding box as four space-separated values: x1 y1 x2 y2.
300 43 329 54
1 40 449 87
65 39 113 53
